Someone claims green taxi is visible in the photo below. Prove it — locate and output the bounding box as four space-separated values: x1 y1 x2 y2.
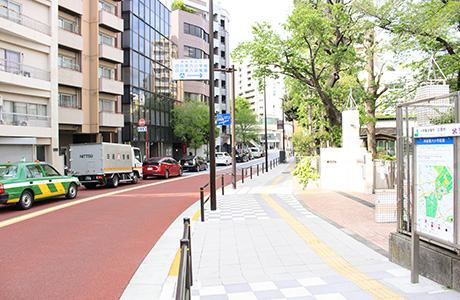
0 162 80 210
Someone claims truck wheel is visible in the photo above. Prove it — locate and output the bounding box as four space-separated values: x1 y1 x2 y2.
164 170 169 179
110 175 119 188
16 190 34 210
65 183 78 199
84 183 97 189
131 173 138 184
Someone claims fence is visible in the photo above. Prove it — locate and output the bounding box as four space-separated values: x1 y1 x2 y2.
396 91 459 250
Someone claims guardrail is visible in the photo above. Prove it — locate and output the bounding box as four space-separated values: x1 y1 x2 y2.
176 218 192 300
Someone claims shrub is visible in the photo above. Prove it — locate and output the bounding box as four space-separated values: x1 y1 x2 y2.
294 156 320 188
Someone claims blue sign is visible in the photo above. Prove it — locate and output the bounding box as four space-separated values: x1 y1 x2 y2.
216 113 231 126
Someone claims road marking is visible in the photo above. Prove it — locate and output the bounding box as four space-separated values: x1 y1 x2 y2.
262 171 407 300
0 175 191 229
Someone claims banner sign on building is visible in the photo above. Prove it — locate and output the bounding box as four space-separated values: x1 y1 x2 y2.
414 123 460 138
172 59 209 81
216 113 231 126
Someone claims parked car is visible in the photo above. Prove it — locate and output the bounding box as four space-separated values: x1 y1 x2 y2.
142 157 183 179
216 152 232 166
0 161 80 210
180 155 208 172
235 149 249 163
245 148 254 160
250 147 262 158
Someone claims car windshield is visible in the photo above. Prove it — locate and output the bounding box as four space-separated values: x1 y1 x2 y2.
181 156 194 160
0 165 19 178
216 153 223 157
146 158 164 162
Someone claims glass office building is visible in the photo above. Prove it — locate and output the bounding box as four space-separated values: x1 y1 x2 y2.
121 0 183 158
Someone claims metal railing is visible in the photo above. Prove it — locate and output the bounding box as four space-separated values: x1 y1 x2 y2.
0 58 51 81
176 218 192 300
0 112 51 127
0 5 51 35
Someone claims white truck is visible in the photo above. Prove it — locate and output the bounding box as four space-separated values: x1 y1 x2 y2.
69 143 143 189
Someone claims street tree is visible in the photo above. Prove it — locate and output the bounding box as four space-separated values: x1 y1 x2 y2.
235 96 259 147
357 0 460 92
171 100 210 153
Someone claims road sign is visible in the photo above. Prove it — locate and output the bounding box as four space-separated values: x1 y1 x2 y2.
138 126 147 132
216 113 231 125
138 118 146 127
172 59 209 81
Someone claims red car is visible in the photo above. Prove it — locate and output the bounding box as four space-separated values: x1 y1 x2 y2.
142 157 183 179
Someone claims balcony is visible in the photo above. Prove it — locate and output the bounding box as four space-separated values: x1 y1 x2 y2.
0 111 51 127
58 66 83 87
59 0 83 15
99 111 124 127
99 77 123 95
0 7 51 44
58 106 83 125
98 9 123 32
58 28 83 51
0 59 51 91
99 43 123 63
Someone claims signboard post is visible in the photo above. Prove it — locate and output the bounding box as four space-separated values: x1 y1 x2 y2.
138 118 148 158
412 123 460 283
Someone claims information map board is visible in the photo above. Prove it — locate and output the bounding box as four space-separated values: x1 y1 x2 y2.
415 136 455 243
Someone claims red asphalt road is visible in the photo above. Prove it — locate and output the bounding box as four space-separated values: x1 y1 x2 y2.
0 169 233 300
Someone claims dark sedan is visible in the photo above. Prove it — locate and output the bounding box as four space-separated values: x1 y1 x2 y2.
180 155 208 172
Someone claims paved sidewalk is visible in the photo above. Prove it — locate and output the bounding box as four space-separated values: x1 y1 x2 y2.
121 157 460 300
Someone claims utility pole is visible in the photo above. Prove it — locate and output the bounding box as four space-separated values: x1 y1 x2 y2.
264 79 268 172
209 0 216 210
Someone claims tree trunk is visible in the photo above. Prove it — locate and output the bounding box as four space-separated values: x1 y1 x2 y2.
365 30 377 158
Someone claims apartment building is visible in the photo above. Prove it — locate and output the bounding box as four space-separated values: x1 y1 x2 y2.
171 0 231 153
236 63 286 149
0 0 60 167
121 0 182 159
58 0 124 167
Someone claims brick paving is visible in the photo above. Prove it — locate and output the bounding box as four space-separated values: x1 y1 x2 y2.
294 187 397 253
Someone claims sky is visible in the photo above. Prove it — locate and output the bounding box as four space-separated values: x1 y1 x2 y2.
216 0 293 51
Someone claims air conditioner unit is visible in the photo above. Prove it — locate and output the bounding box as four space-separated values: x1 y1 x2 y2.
20 120 28 126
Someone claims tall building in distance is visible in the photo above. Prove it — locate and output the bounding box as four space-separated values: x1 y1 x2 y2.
171 0 231 153
121 0 182 159
58 0 125 168
236 63 287 150
0 0 60 167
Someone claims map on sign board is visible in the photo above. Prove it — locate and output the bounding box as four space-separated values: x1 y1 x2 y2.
172 59 209 81
415 137 455 243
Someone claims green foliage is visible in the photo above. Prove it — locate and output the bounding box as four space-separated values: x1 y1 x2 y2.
171 0 196 13
430 108 455 125
292 131 316 156
281 93 299 122
332 125 342 147
294 156 320 189
235 96 259 146
171 100 209 150
377 154 396 161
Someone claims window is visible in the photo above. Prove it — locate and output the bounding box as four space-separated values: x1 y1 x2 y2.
26 165 43 178
99 0 115 14
42 164 60 177
0 48 20 74
58 17 78 33
99 99 115 112
58 55 79 70
99 66 115 79
4 100 47 115
183 22 209 42
99 33 114 46
0 0 21 24
59 93 80 109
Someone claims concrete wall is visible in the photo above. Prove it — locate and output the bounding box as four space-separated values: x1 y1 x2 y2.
389 233 460 291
